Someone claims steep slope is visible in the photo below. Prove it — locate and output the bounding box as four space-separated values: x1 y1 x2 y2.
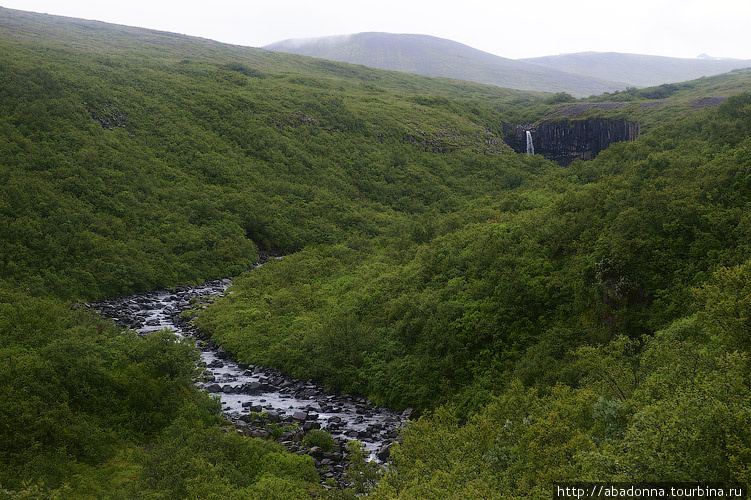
0 7 552 301
201 91 751 497
540 68 751 132
2 6 751 499
0 7 554 495
0 6 554 497
521 51 751 87
264 32 627 97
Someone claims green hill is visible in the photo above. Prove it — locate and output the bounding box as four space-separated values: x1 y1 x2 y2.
0 7 548 496
1 6 751 499
0 7 551 301
529 68 751 133
264 32 627 97
521 51 751 87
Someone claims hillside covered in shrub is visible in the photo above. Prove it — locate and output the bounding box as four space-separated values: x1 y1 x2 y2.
1 6 750 499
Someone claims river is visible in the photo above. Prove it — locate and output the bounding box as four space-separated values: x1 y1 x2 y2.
90 275 406 476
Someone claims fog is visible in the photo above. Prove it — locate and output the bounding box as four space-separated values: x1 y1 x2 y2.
1 0 749 60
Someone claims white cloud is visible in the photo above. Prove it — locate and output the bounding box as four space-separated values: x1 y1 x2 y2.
1 0 749 59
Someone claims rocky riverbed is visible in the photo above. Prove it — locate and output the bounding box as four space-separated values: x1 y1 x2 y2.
89 276 408 487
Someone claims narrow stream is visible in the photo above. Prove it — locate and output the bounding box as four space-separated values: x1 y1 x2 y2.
91 276 406 466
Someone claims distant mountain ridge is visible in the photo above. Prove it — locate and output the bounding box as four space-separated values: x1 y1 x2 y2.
520 51 751 88
264 33 627 97
265 33 751 96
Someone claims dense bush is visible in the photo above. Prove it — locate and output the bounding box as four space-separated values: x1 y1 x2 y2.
302 429 335 452
200 94 751 413
0 285 320 498
371 261 751 497
2 6 750 498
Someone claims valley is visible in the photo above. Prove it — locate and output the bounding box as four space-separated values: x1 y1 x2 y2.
1 6 750 499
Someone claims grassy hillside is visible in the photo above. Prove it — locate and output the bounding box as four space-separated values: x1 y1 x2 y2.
0 7 554 301
540 68 751 132
200 91 751 408
0 6 548 498
265 32 627 97
368 96 751 497
521 51 751 88
200 91 751 498
1 6 750 499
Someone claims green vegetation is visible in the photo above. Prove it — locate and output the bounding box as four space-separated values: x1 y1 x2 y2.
0 6 548 497
302 429 335 452
372 261 751 498
368 93 751 496
0 289 319 498
545 68 751 132
0 7 555 301
200 93 751 412
1 6 750 499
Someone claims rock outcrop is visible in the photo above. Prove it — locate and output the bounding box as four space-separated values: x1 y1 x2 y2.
504 118 639 165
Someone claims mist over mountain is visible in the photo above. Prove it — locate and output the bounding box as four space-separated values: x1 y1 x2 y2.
265 33 751 96
264 32 627 97
521 51 751 87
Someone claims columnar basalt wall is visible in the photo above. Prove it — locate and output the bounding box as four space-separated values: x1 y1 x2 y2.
504 119 639 165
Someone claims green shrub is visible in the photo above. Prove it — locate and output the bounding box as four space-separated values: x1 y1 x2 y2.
301 429 334 452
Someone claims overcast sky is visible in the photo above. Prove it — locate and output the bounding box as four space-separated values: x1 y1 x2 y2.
2 0 750 60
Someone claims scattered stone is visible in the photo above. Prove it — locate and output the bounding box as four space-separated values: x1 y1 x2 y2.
91 276 404 488
241 381 263 394
691 96 727 108
309 446 323 457
377 443 392 461
303 422 321 431
251 429 272 440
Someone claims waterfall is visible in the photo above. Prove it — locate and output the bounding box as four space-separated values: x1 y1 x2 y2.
526 130 534 155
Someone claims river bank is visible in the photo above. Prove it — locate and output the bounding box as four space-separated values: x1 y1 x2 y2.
88 276 406 487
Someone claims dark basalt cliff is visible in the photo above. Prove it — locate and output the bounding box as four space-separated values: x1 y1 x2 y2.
504 119 639 165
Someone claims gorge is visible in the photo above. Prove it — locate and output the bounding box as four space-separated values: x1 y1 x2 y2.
505 118 640 165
